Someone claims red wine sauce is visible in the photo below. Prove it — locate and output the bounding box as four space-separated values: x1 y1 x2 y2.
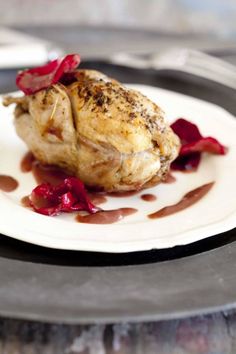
148 182 214 219
20 152 35 172
21 196 31 208
163 173 176 184
0 175 18 192
141 194 157 202
76 208 137 224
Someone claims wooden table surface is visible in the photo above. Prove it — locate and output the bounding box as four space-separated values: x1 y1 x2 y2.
0 312 235 353
1 26 236 353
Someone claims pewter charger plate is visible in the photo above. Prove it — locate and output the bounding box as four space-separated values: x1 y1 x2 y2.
0 62 235 324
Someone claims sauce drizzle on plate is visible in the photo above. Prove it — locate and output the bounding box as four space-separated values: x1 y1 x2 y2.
148 182 214 219
21 196 31 208
20 153 215 224
20 151 35 172
76 208 137 224
163 173 176 184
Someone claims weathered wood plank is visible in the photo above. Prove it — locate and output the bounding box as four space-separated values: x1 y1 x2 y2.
0 312 234 353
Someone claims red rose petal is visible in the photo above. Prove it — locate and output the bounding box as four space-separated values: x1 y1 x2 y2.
52 54 80 84
171 118 227 171
29 177 98 216
180 137 228 155
16 54 81 95
171 153 201 172
16 59 60 95
171 118 202 143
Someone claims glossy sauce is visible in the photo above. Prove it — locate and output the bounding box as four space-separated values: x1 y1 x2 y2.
0 175 18 192
141 194 157 202
32 163 71 186
21 153 145 201
20 154 135 207
163 173 176 184
21 153 108 206
76 208 137 224
20 152 35 172
21 152 211 224
21 152 71 185
21 196 31 208
88 193 107 205
148 182 214 219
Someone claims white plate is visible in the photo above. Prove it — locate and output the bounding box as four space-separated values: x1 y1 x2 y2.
0 85 236 253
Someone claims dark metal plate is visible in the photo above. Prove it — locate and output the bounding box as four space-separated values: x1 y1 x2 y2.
0 62 236 324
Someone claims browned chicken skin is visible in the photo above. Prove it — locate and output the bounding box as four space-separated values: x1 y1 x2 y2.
3 70 180 192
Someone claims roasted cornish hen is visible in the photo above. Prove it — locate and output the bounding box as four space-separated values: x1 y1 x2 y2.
4 69 180 192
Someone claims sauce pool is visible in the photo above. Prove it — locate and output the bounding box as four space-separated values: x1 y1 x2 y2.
0 175 18 192
88 193 107 205
20 151 35 172
32 163 71 186
21 196 31 208
140 194 157 202
20 152 213 224
76 208 137 224
21 152 73 186
163 173 176 184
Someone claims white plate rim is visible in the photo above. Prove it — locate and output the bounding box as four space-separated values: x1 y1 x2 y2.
0 85 236 253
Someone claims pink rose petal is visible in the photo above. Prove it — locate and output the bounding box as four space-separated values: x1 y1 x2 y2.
29 177 98 216
171 118 227 171
16 54 81 95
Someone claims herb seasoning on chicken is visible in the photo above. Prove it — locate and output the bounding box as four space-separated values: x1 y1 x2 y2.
4 69 180 192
